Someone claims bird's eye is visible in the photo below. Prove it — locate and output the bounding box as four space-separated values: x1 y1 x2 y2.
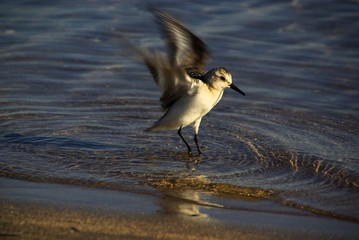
220 76 225 81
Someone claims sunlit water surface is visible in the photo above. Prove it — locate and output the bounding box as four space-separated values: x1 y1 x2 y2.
1 0 358 222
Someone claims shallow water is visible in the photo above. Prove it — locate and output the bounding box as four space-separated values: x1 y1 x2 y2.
1 0 358 222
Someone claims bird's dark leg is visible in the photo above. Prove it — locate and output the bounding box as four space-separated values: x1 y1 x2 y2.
194 133 202 155
178 127 192 155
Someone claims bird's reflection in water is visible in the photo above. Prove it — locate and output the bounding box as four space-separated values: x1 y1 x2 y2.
153 175 223 218
159 189 208 217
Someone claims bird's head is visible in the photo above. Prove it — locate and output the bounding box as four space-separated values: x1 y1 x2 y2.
205 67 245 95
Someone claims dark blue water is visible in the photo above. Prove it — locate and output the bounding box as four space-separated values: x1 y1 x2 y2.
0 0 358 222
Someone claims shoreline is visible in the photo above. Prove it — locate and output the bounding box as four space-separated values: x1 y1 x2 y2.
1 178 358 239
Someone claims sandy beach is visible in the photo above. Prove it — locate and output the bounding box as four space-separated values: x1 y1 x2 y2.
1 178 357 240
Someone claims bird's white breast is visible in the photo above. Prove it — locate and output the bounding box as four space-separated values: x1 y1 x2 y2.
171 83 223 124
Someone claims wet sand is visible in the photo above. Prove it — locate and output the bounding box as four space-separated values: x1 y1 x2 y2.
1 178 357 240
1 200 338 240
1 200 274 240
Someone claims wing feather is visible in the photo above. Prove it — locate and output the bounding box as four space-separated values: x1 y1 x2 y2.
131 9 209 110
151 8 210 73
136 47 193 109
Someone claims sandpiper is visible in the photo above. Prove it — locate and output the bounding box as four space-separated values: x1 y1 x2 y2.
134 8 245 155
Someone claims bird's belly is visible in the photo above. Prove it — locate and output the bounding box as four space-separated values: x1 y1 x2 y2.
168 92 218 126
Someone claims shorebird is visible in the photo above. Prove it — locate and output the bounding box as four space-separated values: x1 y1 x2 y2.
134 9 245 155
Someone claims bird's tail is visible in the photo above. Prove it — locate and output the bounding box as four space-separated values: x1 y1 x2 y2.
144 126 155 133
144 124 162 132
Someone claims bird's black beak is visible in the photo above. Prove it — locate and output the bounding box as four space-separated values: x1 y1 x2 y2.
230 83 245 96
